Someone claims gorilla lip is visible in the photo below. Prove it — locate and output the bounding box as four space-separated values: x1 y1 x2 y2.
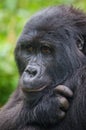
22 85 48 92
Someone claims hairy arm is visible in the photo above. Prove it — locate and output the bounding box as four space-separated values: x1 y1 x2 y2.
57 66 86 130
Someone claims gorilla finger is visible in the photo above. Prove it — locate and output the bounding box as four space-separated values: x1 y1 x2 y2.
55 85 73 97
58 96 69 110
57 110 66 119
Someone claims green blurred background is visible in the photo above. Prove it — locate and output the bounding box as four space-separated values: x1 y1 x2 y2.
0 0 86 106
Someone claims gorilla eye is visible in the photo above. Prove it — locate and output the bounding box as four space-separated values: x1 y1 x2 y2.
27 46 33 53
41 46 51 54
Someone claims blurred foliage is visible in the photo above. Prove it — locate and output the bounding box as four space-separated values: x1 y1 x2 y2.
0 0 86 106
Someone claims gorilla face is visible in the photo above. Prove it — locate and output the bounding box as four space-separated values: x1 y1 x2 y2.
14 6 85 93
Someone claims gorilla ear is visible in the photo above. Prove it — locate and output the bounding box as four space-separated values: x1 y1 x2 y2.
74 13 86 55
76 35 84 51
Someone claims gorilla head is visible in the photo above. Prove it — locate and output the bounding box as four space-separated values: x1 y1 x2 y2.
15 6 85 94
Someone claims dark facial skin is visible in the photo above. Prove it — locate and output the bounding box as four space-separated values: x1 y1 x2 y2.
16 28 80 92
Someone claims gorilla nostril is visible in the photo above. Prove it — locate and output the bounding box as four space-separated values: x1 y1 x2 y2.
28 70 37 77
26 67 38 78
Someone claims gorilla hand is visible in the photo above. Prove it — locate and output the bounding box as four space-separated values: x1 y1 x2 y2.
30 85 73 126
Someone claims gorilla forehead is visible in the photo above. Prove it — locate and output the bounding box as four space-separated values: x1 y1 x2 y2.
18 5 84 47
23 5 80 34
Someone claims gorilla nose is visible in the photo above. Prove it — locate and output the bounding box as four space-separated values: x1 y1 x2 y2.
25 66 38 78
22 65 40 87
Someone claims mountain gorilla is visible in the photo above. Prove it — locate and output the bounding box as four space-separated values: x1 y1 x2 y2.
0 5 86 130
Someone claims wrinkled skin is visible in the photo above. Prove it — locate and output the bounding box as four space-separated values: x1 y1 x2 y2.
0 5 86 130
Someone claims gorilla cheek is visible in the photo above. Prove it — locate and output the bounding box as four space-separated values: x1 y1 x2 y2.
47 63 69 87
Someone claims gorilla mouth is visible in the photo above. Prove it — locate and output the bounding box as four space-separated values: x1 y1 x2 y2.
22 85 48 92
